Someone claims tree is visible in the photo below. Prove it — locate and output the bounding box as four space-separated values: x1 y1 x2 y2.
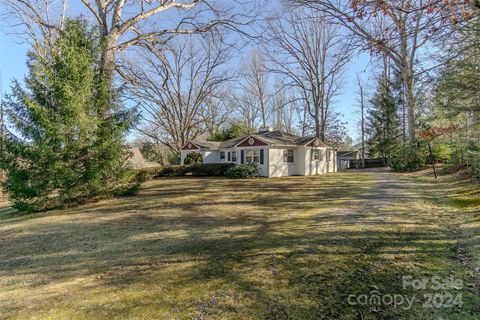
209 122 248 142
271 82 297 134
429 18 480 175
124 35 231 153
0 18 137 211
1 0 247 76
357 75 366 168
238 50 271 128
291 0 441 145
366 77 400 163
324 112 351 148
267 7 350 141
1 0 253 113
235 93 261 134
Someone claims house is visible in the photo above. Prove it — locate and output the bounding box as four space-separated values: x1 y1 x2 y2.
181 128 337 177
352 142 369 160
337 150 360 171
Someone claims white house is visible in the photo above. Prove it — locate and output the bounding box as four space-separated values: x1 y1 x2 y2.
181 128 337 178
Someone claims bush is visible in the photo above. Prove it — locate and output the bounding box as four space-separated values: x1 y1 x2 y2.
389 145 427 172
187 163 235 176
157 165 187 177
184 152 203 165
135 166 164 182
147 163 235 178
226 163 261 179
430 144 452 163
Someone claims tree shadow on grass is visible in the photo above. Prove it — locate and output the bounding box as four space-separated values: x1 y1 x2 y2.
0 170 479 319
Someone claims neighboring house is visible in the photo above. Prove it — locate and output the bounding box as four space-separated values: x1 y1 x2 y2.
181 128 337 177
352 142 369 160
127 147 160 169
337 150 360 171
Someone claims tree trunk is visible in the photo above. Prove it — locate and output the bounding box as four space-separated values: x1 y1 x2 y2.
405 72 416 145
361 93 365 169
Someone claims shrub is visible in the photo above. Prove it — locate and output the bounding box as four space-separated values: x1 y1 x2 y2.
135 166 164 182
430 143 452 163
184 152 203 165
158 165 187 177
226 163 261 179
389 145 427 172
187 163 235 176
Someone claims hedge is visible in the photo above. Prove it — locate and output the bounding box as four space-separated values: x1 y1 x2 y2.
135 163 235 181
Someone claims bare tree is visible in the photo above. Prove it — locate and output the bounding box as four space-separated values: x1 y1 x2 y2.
357 74 366 168
1 0 253 87
291 0 443 145
1 0 68 61
235 93 260 134
267 7 350 141
238 49 270 128
124 35 231 153
271 82 297 134
200 88 234 137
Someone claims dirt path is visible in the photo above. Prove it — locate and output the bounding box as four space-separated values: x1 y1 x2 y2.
323 168 479 319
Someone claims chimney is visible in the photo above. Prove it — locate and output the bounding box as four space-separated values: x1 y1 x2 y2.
258 126 272 133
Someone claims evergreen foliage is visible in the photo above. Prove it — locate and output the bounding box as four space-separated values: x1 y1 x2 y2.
0 18 138 211
208 122 248 141
366 78 401 161
225 163 260 179
183 152 203 165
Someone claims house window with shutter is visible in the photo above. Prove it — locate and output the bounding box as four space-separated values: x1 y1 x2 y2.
284 149 294 163
312 149 320 161
231 151 237 162
246 149 260 163
220 151 225 160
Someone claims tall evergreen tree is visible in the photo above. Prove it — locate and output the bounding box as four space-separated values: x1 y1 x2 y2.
366 78 400 162
0 18 137 211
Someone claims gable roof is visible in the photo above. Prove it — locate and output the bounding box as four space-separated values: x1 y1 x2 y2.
187 130 330 150
337 150 359 157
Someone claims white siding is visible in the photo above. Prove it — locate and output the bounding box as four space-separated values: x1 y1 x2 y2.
304 147 328 176
202 151 219 164
268 148 296 177
268 148 288 178
295 147 306 176
180 150 219 164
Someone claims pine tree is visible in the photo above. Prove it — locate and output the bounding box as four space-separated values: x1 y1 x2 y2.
366 77 400 163
0 18 137 211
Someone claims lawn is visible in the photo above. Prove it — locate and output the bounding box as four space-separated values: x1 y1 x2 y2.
0 169 479 319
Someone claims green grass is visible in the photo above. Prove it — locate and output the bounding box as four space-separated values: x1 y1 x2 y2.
0 170 479 319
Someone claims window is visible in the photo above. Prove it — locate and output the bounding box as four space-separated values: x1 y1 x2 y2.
231 151 237 162
246 149 260 163
220 151 225 160
284 149 294 163
312 149 320 161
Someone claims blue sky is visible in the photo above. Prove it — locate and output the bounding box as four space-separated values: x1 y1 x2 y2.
0 3 373 143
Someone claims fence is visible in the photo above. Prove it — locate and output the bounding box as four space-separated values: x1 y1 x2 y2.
349 158 387 169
